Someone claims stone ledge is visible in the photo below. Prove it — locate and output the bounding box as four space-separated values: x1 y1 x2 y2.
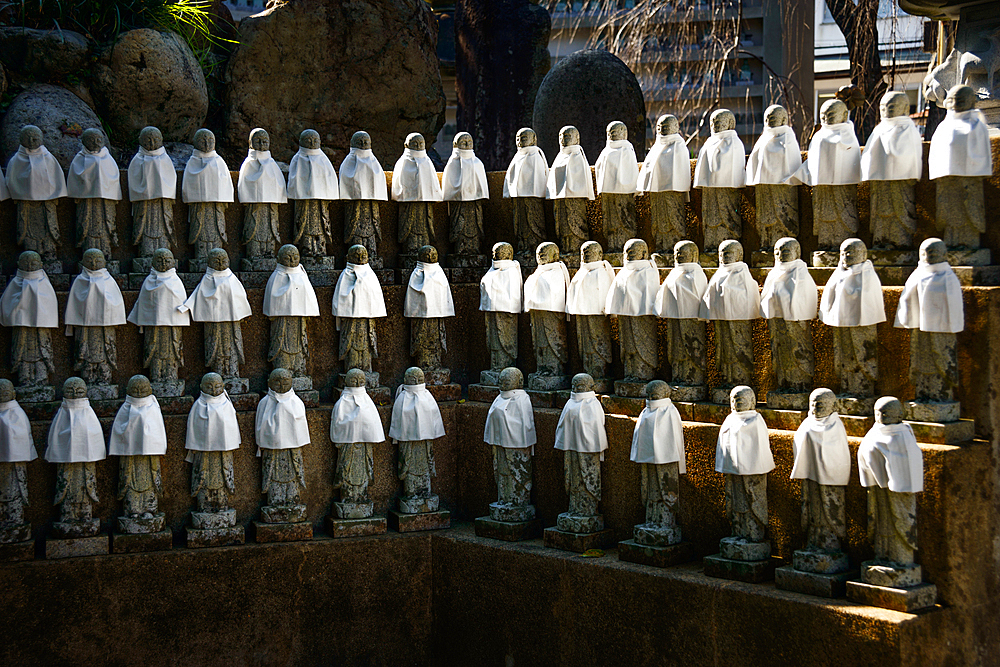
111 529 173 554
252 520 313 543
618 539 693 569
185 525 245 549
0 539 34 562
703 553 779 583
845 580 938 613
326 515 387 539
775 565 856 599
388 509 451 533
45 533 109 559
543 527 614 553
474 516 542 542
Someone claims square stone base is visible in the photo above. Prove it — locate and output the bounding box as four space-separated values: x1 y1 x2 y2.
191 508 236 530
45 532 110 559
845 580 938 612
51 517 101 539
301 256 337 271
792 548 850 574
468 383 500 403
253 520 313 543
669 384 707 402
224 377 250 395
87 383 119 400
186 525 245 549
151 379 185 398
399 494 440 514
132 256 154 273
111 529 172 554
0 539 34 562
527 373 570 392
475 516 542 542
837 394 876 416
260 504 307 524
600 393 645 417
861 560 922 588
556 512 604 533
241 257 277 272
489 502 535 523
479 370 501 386
295 389 320 407
16 384 55 403
703 553 778 583
117 512 166 534
906 400 959 423
543 527 615 553
811 250 840 267
766 390 810 410
907 418 976 445
388 509 451 533
711 387 735 405
289 376 313 391
427 383 462 402
947 247 991 266
618 539 693 569
614 380 649 398
326 515 387 539
720 536 771 561
775 565 856 598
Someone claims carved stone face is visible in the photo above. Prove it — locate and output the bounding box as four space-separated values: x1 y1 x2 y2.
278 244 300 268
515 128 536 149
919 238 947 265
840 238 866 267
559 126 580 147
351 131 372 150
624 239 648 261
498 367 523 391
250 128 270 152
945 85 975 112
406 133 425 151
874 396 903 425
820 99 849 126
730 385 755 412
404 366 425 385
656 115 679 136
418 245 438 263
774 237 800 263
345 368 366 388
347 244 369 265
19 125 43 151
139 126 163 151
607 121 627 141
880 91 909 120
63 377 88 399
201 373 225 397
764 105 788 128
127 375 153 398
0 379 15 403
809 388 836 419
208 248 230 271
571 373 595 393
492 242 514 261
581 240 603 263
674 240 698 265
299 129 321 150
82 248 106 271
268 368 293 394
719 240 742 265
453 132 473 150
536 242 559 265
18 251 42 272
152 248 175 272
193 128 216 152
710 110 736 133
81 128 105 152
645 380 669 400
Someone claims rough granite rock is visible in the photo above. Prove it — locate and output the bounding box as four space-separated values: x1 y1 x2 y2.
0 27 89 79
0 84 104 169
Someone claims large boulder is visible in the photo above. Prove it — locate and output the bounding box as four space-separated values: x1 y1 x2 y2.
224 0 446 166
0 83 106 170
90 29 208 145
532 49 646 164
0 27 90 79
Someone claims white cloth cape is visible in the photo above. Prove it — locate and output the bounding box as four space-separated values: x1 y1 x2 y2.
894 261 963 333
391 148 443 202
389 383 446 442
547 144 595 200
637 134 691 193
331 263 387 322
715 410 773 475
255 388 309 454
182 149 235 203
630 397 685 469
6 145 67 201
185 392 241 454
0 268 59 328
567 259 616 315
45 397 105 463
108 394 167 457
699 262 761 320
287 147 339 200
746 125 801 185
789 121 861 186
404 261 455 318
503 146 548 198
861 116 923 182
819 260 886 327
330 386 385 444
128 268 190 328
179 268 252 323
554 391 609 459
595 139 640 194
760 259 818 321
791 411 850 486
694 129 747 188
657 262 708 319
523 261 571 313
0 400 36 463
928 108 993 179
443 147 489 201
858 421 923 493
238 149 287 204
606 259 660 316
484 389 536 453
67 147 122 200
127 146 176 201
339 147 388 200
263 264 320 318
479 259 523 314
64 267 127 330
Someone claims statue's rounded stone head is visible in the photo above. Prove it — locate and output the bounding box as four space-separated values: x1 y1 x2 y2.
405 133 425 151
730 385 755 412
193 128 216 153
249 128 270 151
351 131 372 150
404 366 425 385
498 367 523 391
0 379 15 403
18 250 42 272
347 244 369 265
126 375 153 399
516 127 537 149
453 132 473 150
656 114 680 136
492 242 514 261
945 84 976 113
345 368 367 388
138 126 163 151
81 128 106 153
710 109 736 134
645 380 670 400
581 240 603 264
201 372 225 397
572 372 595 393
536 241 559 266
559 125 581 148
874 395 903 425
299 129 321 150
152 248 175 273
919 237 948 265
764 105 789 128
208 248 230 271
674 240 699 265
879 91 909 120
809 387 837 419
278 244 301 268
19 125 43 150
624 238 648 261
418 245 438 264
606 121 627 141
268 368 294 394
820 99 849 126
840 238 867 267
82 248 106 271
63 376 88 399
719 239 743 265
774 237 800 263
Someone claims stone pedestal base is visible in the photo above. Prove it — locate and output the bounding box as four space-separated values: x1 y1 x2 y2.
847 570 938 612
468 383 500 403
261 504 307 524
766 390 810 410
775 565 856 598
191 508 236 530
614 380 649 398
600 394 645 417
224 377 250 395
0 522 31 543
543 527 614 553
633 523 682 547
947 248 991 266
868 249 917 266
423 368 452 385
489 502 535 523
117 512 166 534
908 418 975 445
711 387 736 405
333 501 373 520
295 389 320 407
793 548 850 574
132 257 154 273
836 395 876 416
87 383 119 400
860 560 922 588
291 376 313 391
669 384 707 402
906 400 959 423
253 520 312 543
326 514 387 538
111 529 172 554
150 379 185 397
46 532 109 559
618 539 693 568
399 494 439 514
720 536 771 561
427 383 462 402
16 385 55 403
479 370 501 386
301 256 337 271
475 516 542 542
703 553 778 583
186 525 245 549
51 517 100 539
388 509 451 533
811 250 839 268
525 389 561 409
527 373 570 391
241 257 277 272
556 512 604 534
0 539 34 562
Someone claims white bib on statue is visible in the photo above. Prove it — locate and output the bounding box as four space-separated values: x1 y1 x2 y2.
339 147 388 200
819 260 886 327
263 264 320 318
479 259 522 314
746 125 801 185
630 397 685 469
287 147 339 200
637 134 691 193
5 145 67 201
606 259 660 316
894 261 963 333
791 411 850 486
715 410 773 475
861 116 923 182
547 144 595 200
330 386 385 444
65 267 127 329
523 261 571 313
179 268 252 323
595 139 639 194
760 259 817 321
0 400 36 463
109 394 167 457
404 261 455 318
443 148 489 201
45 397 105 463
503 145 548 198
788 121 861 186
255 388 309 454
331 263 387 322
554 391 608 458
0 268 59 328
389 383 445 442
182 149 234 203
693 129 746 188
858 421 923 493
185 392 241 456
238 149 287 204
567 259 616 315
67 147 122 200
657 262 708 319
391 148 443 202
699 262 761 321
484 389 536 453
128 268 190 328
928 108 993 179
127 146 176 201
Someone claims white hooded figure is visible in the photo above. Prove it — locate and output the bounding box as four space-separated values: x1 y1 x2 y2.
128 248 190 391
329 369 385 518
606 239 661 382
339 131 387 268
65 249 127 391
484 367 537 520
331 245 387 374
389 367 447 513
594 121 640 253
185 373 241 523
393 133 442 256
567 241 616 381
128 126 177 259
7 125 67 263
657 240 709 390
523 242 572 384
443 132 489 256
503 127 548 256
404 246 455 375
0 379 36 541
239 128 286 264
479 242 522 378
255 369 310 520
547 125 594 256
553 374 609 534
287 129 338 259
263 244 321 378
694 109 746 252
68 128 122 258
183 129 233 266
1 250 59 389
746 105 801 249
638 115 691 254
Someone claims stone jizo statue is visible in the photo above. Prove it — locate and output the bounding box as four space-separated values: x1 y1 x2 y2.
331 244 387 378
183 128 233 269
2 251 58 393
553 373 609 533
746 105 801 250
693 109 746 255
479 242 521 382
443 131 489 259
503 127 548 260
69 128 121 258
523 242 572 389
390 367 446 513
127 248 189 396
606 238 660 383
238 127 286 268
546 125 594 256
8 125 66 266
186 372 241 526
330 368 384 519
65 248 127 395
566 240 614 383
594 121 640 254
483 368 537 522
0 379 36 544
128 126 176 262
256 368 309 524
264 244 320 379
340 131 387 269
288 129 337 259
393 132 442 257
405 245 454 375
638 114 691 255
656 240 708 395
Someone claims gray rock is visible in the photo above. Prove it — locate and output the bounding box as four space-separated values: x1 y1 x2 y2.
0 27 89 78
0 84 104 169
